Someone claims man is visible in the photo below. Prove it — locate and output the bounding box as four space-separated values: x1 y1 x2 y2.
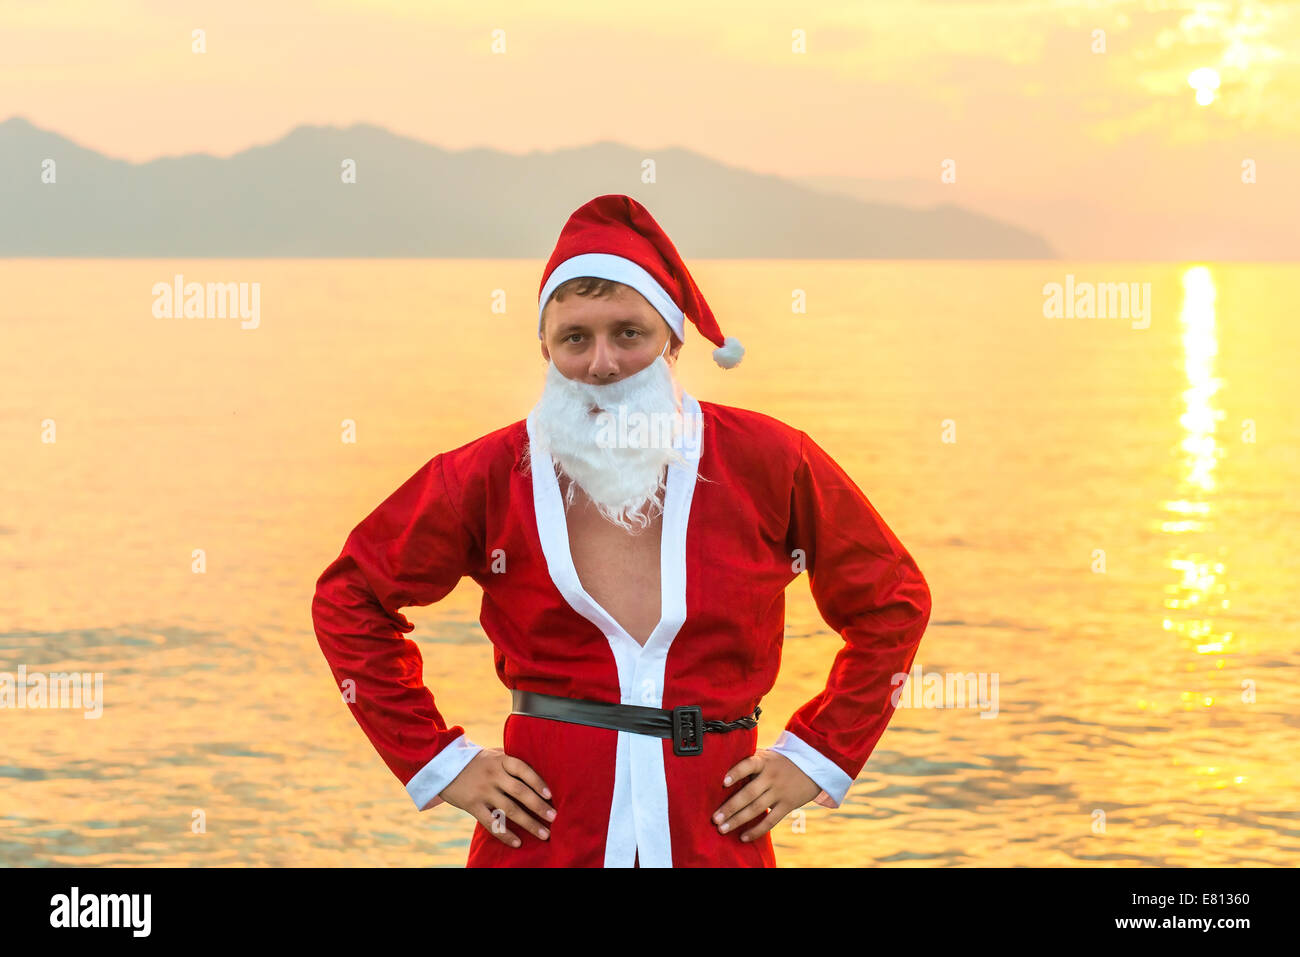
312 194 932 867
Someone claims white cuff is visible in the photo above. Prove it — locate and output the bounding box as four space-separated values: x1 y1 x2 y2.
405 733 484 811
768 730 854 809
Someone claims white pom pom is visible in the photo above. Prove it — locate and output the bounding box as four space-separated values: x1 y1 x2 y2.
712 336 745 369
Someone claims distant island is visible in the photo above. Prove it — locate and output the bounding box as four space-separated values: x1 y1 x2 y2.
0 115 1057 258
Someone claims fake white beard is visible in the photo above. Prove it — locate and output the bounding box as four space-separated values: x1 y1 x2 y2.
531 352 689 532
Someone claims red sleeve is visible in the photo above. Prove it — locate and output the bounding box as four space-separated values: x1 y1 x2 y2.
311 453 482 801
778 429 932 796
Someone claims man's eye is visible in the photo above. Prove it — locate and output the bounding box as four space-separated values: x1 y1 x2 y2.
566 334 583 343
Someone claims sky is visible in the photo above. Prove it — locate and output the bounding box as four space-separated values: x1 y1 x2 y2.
3 0 1297 258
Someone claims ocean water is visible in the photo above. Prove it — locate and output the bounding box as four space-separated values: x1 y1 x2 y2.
2 260 1297 866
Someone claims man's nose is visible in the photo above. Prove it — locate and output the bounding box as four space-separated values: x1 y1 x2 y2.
588 337 620 381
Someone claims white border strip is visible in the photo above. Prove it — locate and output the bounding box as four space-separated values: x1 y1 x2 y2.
525 392 702 866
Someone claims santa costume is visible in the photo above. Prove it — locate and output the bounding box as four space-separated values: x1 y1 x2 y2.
312 194 932 867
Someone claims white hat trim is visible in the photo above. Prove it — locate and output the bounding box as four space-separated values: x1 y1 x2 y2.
537 253 685 342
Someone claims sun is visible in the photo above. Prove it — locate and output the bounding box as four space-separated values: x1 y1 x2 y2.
1188 67 1221 106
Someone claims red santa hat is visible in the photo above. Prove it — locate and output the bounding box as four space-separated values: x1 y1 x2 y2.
537 194 745 369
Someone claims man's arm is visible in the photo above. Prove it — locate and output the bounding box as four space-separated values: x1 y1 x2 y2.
311 453 485 812
768 429 932 809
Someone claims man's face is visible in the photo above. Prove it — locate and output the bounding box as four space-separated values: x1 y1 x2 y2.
540 284 681 385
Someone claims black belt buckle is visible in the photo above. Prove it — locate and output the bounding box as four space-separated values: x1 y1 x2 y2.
671 705 704 756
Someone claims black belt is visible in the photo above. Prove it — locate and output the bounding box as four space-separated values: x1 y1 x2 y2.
511 689 761 756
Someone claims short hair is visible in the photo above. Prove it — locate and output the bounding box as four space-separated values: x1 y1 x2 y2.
540 277 680 346
539 277 628 335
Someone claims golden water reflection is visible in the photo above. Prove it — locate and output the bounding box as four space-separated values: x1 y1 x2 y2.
1161 266 1233 708
4 261 1297 866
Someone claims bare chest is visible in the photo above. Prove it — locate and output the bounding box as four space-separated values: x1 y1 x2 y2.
560 476 663 646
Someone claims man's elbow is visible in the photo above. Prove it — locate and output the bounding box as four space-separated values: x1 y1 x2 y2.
899 557 933 631
311 559 353 651
310 581 337 655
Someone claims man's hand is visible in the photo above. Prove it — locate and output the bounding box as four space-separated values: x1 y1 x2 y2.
713 749 822 843
438 748 556 849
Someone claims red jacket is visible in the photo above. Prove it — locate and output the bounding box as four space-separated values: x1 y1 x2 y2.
311 393 932 866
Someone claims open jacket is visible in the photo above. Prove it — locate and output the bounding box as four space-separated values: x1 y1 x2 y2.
311 394 932 866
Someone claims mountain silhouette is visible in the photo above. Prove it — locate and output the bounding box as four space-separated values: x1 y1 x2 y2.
0 116 1057 258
